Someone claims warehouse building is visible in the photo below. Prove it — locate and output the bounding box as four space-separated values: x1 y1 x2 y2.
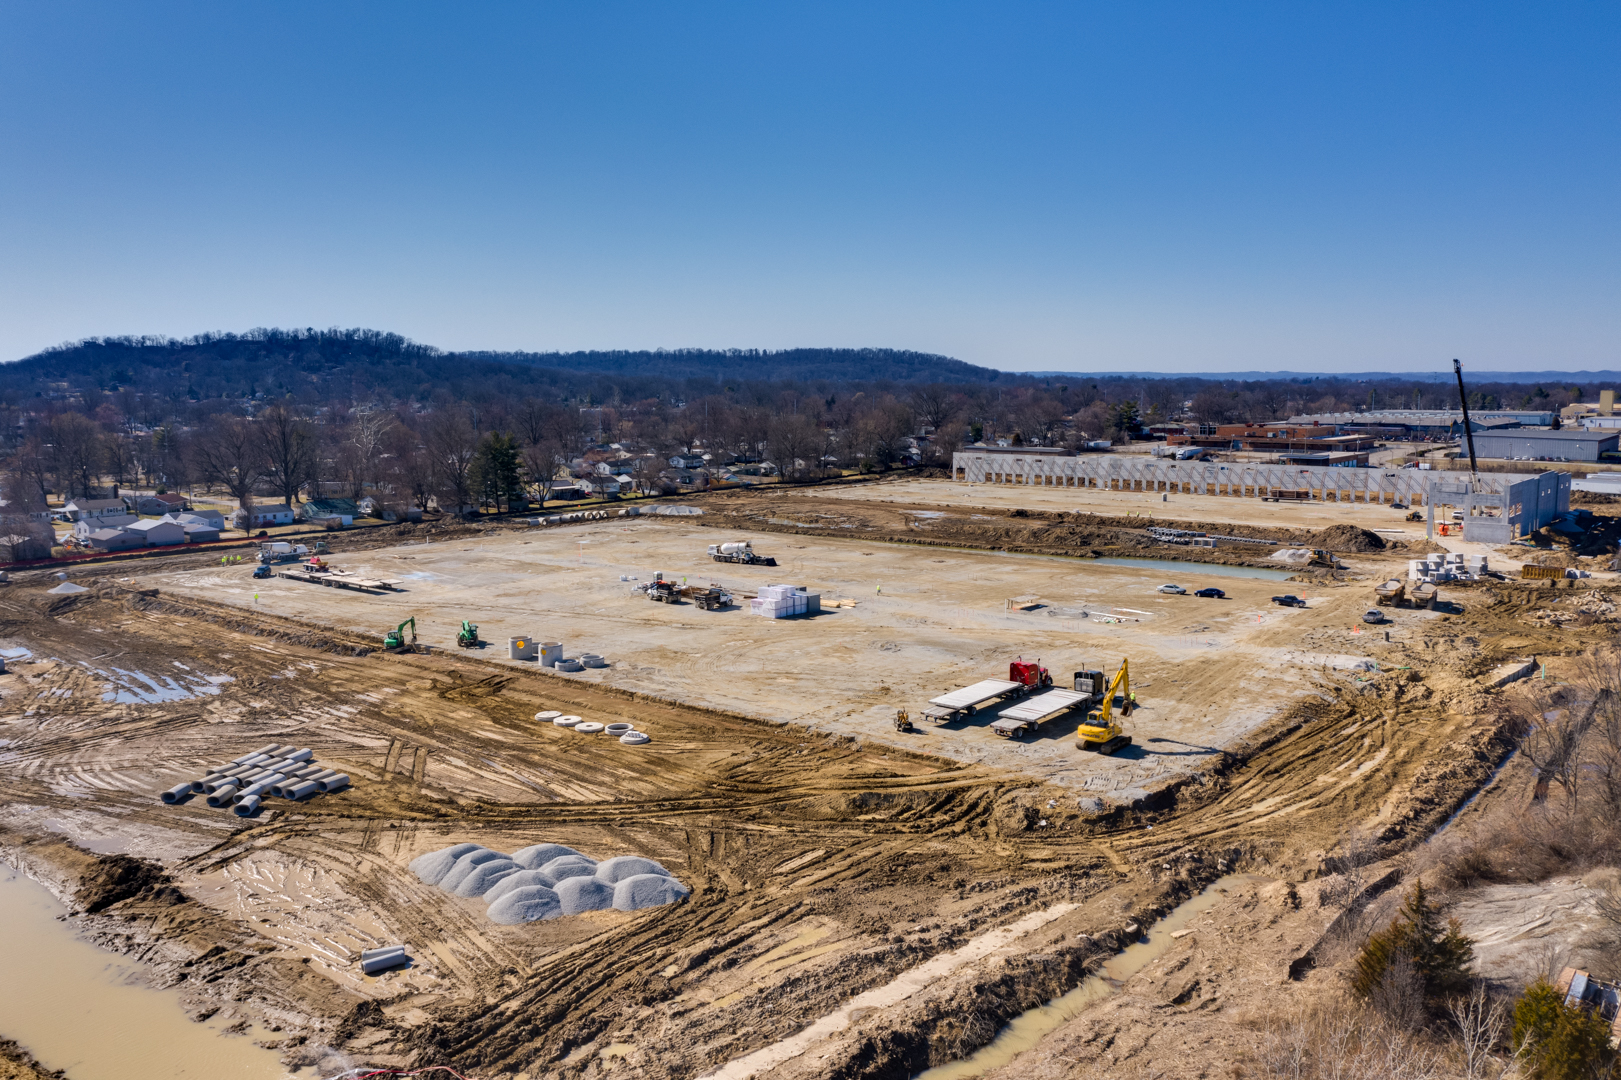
1468 428 1619 463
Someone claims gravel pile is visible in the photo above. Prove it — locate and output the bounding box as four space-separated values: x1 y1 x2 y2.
409 842 687 924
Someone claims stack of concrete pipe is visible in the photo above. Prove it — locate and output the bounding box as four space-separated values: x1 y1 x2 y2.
409 842 688 924
158 743 352 817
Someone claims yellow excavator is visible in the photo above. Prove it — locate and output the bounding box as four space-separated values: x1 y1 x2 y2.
1076 658 1133 755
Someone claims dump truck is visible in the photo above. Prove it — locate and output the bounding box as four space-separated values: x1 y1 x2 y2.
643 573 681 603
991 688 1092 738
921 659 1050 724
708 541 777 567
1375 579 1406 606
1411 581 1438 609
1076 659 1133 755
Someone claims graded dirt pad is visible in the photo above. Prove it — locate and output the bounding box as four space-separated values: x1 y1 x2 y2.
139 515 1420 796
0 510 1612 1079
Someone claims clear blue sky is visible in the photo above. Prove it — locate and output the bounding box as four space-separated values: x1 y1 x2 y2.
2 3 1617 374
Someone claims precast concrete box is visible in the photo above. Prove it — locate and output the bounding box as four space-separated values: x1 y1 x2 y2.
509 636 539 661
539 642 563 668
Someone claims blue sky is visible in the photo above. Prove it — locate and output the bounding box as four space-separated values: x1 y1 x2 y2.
1 3 1616 373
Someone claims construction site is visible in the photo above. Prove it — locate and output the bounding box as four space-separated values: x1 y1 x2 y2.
1 473 1617 1080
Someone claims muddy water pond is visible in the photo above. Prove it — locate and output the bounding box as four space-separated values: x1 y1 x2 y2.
915 874 1270 1079
0 868 289 1080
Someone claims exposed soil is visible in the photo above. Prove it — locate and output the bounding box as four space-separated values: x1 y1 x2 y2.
0 484 1612 1080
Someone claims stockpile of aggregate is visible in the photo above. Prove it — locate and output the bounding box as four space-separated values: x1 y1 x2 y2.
408 843 689 924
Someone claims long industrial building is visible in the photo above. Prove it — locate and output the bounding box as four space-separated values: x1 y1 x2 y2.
951 447 1570 543
1467 428 1619 463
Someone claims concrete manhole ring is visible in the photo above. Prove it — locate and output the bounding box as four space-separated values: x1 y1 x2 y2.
574 722 605 734
619 731 651 745
535 710 562 721
604 723 633 736
553 715 583 727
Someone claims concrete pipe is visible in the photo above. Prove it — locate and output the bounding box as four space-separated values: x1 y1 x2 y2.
360 946 406 962
619 731 651 745
574 722 605 734
160 783 194 804
206 784 240 808
203 775 242 794
361 951 409 975
582 655 608 668
509 637 539 661
555 659 583 672
286 748 315 763
322 777 351 794
604 723 633 736
317 774 351 792
194 772 230 793
232 796 261 817
303 769 339 785
539 643 562 668
286 781 322 800
236 776 285 801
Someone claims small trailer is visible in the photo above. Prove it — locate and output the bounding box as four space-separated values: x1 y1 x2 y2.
922 679 1027 724
277 568 397 594
991 688 1092 738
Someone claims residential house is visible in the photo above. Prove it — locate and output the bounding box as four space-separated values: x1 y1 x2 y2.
166 509 225 530
62 498 132 523
178 522 221 543
658 468 710 491
577 477 621 497
301 499 358 526
668 454 706 469
72 514 137 540
0 534 51 562
133 493 189 515
83 527 144 552
126 518 185 546
231 504 296 529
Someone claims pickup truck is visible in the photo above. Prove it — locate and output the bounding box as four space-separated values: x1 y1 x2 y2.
1271 594 1306 607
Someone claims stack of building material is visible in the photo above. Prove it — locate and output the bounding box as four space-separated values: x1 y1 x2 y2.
158 743 350 816
749 584 820 619
409 842 689 924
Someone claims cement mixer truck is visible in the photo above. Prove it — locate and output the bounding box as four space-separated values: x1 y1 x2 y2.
708 541 777 567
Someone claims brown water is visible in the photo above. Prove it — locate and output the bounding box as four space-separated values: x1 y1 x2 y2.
0 868 290 1080
914 874 1269 1079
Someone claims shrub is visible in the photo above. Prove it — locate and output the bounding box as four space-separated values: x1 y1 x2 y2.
1351 880 1475 1008
1511 979 1616 1080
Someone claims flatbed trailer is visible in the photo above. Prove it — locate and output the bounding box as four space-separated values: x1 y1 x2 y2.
277 568 397 593
922 679 1026 724
990 688 1091 738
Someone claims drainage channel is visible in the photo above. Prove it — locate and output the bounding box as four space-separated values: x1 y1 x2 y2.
913 874 1270 1079
0 868 289 1080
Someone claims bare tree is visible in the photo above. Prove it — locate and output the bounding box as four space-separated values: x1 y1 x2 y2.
257 405 317 508
1448 984 1506 1080
191 417 265 505
348 404 396 497
48 413 105 498
427 408 478 515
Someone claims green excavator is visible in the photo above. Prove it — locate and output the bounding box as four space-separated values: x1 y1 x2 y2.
383 617 416 651
457 620 480 648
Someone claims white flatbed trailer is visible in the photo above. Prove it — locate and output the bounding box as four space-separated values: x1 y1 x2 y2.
923 679 1025 723
990 688 1090 738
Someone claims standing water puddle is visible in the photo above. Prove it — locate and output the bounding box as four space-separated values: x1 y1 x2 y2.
915 874 1270 1079
0 869 289 1080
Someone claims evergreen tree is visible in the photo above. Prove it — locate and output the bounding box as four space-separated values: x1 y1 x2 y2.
1352 881 1475 1005
469 432 522 511
1512 979 1616 1080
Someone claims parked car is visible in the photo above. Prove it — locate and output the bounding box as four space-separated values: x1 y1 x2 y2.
1194 587 1226 599
1158 584 1186 594
252 564 273 579
1363 609 1385 624
1271 594 1306 607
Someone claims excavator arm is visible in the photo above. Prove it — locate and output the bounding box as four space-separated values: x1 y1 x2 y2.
1077 659 1132 755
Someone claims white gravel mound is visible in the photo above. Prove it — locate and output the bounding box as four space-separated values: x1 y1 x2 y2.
511 843 583 870
554 875 615 915
483 869 556 902
440 848 508 892
487 885 563 925
410 843 485 885
613 874 690 911
454 858 519 898
595 855 672 884
539 854 598 883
